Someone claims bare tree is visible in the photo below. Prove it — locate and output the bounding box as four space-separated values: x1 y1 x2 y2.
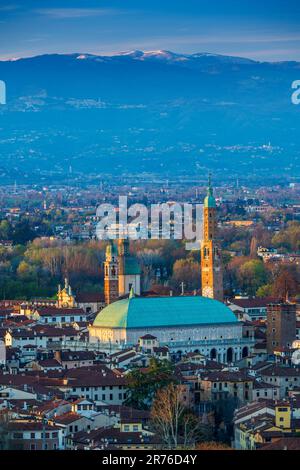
150 383 200 449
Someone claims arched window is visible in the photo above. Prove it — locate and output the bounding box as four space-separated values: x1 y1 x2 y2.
226 347 233 363
210 348 217 360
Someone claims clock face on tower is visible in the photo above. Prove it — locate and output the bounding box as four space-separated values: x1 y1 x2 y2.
202 286 213 298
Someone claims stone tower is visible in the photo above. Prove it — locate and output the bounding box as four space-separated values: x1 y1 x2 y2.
104 240 119 305
201 175 224 302
118 238 141 297
266 302 296 354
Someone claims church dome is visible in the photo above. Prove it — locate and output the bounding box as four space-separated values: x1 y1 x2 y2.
93 296 237 329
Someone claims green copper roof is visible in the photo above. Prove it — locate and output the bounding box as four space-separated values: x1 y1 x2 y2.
93 296 237 329
123 258 141 275
204 195 216 208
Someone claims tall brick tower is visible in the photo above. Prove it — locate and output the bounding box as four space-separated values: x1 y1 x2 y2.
104 240 119 305
266 302 296 354
201 175 224 302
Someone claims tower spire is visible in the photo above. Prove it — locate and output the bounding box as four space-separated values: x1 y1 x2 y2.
204 173 216 209
208 172 213 195
201 173 223 302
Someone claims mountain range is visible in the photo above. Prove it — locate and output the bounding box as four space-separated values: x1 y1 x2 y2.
0 50 299 182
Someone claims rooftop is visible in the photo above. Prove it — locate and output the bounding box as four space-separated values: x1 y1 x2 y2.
93 295 238 329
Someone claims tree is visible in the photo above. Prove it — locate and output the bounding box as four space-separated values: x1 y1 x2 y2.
250 237 258 258
150 383 202 449
213 397 239 443
125 358 176 410
272 267 299 299
256 284 272 297
171 258 200 292
0 220 12 240
272 221 300 252
237 259 269 296
12 219 36 244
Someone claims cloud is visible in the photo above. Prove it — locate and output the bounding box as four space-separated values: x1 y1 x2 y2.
0 4 19 12
34 8 124 19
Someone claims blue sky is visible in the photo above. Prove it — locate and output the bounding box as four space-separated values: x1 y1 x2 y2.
1 0 300 61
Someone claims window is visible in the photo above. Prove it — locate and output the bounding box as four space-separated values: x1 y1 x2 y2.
133 425 139 432
13 433 23 439
30 444 36 450
110 393 113 400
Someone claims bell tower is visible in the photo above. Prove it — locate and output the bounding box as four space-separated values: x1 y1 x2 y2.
201 175 223 302
118 238 141 297
104 240 119 305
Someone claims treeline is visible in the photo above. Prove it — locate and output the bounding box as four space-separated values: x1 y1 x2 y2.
0 220 299 300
